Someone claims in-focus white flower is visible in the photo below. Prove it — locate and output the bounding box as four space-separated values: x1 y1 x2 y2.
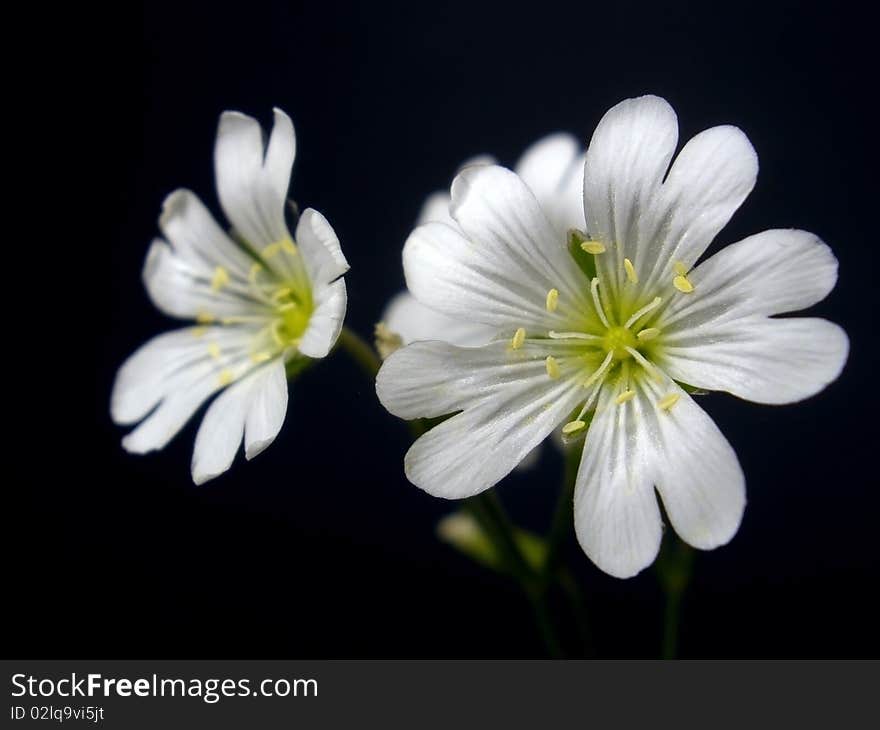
380 139 585 350
377 95 848 578
112 109 349 484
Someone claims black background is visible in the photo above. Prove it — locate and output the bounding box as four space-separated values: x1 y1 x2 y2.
14 0 877 658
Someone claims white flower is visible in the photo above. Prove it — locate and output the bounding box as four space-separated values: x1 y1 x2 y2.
376 95 848 578
112 109 349 485
381 138 585 349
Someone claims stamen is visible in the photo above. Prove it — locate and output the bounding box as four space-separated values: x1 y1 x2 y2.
280 238 298 255
545 355 561 380
624 296 663 329
623 258 638 284
590 278 610 328
573 377 604 422
210 266 230 292
615 389 636 405
207 343 222 360
548 330 602 341
673 261 689 276
218 369 235 386
625 346 663 383
221 315 266 324
263 239 298 258
248 262 263 283
195 311 215 324
562 420 586 435
583 350 614 388
250 352 272 364
673 275 694 293
262 242 282 258
271 321 286 347
191 327 207 338
511 327 526 350
580 240 606 255
545 288 559 313
657 392 680 411
637 327 660 341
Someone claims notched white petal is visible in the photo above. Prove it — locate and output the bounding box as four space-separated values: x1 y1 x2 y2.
295 207 349 289
297 278 347 358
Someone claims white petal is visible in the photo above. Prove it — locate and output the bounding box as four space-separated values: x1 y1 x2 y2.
514 133 584 234
573 386 663 579
264 108 297 205
382 292 496 348
660 229 838 330
114 327 256 454
214 110 293 249
399 364 584 498
297 278 347 358
190 358 288 484
111 326 253 425
643 380 746 551
244 358 289 459
451 164 589 307
659 316 849 404
415 191 453 226
158 189 253 277
640 125 758 292
377 340 555 420
583 95 678 295
142 239 270 321
403 173 589 332
294 208 349 289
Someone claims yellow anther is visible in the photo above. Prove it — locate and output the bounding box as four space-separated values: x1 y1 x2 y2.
637 327 660 341
191 327 207 338
673 275 694 293
545 355 560 380
623 258 638 284
218 369 235 386
374 322 404 360
545 288 559 312
249 262 263 283
271 321 286 346
262 242 283 258
195 311 215 324
281 238 298 254
673 261 689 276
264 238 298 258
511 327 526 350
210 265 230 292
250 351 272 364
657 392 680 411
272 287 294 304
580 240 606 255
562 420 587 435
615 390 636 405
207 342 222 360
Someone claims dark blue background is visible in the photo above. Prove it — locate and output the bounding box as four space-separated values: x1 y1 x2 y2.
17 0 876 657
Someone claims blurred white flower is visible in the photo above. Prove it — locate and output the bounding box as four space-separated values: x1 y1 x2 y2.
380 139 585 351
377 95 847 578
112 109 349 484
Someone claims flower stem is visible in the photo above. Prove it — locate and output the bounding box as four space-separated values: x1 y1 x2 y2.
541 445 580 585
335 326 381 379
334 324 564 656
655 534 695 659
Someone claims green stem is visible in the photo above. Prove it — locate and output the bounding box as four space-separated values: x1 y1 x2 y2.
559 569 593 656
655 535 695 660
333 325 564 656
529 592 564 658
336 326 381 379
662 588 683 660
541 445 580 585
